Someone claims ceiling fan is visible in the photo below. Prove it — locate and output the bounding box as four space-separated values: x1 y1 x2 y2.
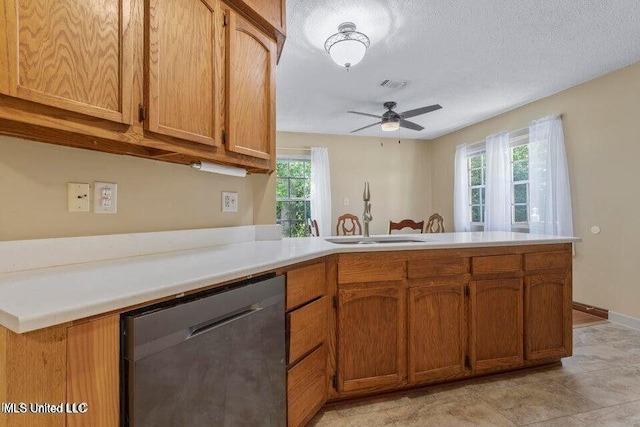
348 102 442 133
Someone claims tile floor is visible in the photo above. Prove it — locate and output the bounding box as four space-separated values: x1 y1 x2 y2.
309 320 640 426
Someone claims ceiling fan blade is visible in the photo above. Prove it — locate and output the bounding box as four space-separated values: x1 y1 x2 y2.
348 111 382 119
400 104 442 119
350 122 382 133
400 119 425 131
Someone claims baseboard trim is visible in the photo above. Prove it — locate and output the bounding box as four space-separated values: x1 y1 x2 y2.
609 311 640 331
573 301 609 319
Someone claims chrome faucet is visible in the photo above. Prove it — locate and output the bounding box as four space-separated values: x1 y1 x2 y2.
363 182 373 238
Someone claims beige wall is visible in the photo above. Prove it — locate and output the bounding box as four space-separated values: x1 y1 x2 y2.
0 136 255 240
275 132 432 235
430 61 640 319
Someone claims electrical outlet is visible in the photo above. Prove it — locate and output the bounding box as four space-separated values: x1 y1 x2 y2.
68 183 90 212
222 191 238 212
94 182 118 214
344 197 349 206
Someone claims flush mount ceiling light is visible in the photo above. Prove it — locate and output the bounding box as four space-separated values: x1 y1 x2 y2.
324 22 370 70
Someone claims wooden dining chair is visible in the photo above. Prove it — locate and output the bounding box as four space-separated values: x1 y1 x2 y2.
336 214 362 236
388 219 424 234
307 218 319 237
425 213 445 233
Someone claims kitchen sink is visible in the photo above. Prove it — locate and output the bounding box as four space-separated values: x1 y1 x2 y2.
325 236 427 245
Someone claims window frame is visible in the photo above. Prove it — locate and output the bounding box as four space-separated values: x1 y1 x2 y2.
466 129 531 231
275 154 312 238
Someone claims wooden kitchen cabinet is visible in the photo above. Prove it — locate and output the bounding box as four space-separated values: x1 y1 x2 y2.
524 272 572 360
0 0 282 173
287 344 327 427
285 261 329 427
408 282 467 383
66 315 120 427
145 0 223 146
0 0 135 124
337 285 405 392
470 278 523 371
225 8 276 162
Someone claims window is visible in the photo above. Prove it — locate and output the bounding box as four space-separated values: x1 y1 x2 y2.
467 131 531 227
276 156 311 237
468 152 486 224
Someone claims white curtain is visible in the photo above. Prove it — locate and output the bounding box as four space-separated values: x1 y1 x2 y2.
484 131 511 231
310 147 332 236
528 115 574 237
453 143 470 232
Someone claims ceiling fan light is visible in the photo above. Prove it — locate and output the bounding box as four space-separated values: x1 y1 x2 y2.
381 121 400 132
325 22 370 69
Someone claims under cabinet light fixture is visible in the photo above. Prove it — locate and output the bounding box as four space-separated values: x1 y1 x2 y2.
190 161 247 177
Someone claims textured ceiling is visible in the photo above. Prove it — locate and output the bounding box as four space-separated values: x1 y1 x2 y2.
276 0 640 140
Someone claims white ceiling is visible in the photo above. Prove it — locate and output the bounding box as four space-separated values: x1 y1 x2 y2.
276 0 640 140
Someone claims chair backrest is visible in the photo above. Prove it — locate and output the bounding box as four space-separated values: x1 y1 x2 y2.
388 219 424 234
336 214 362 236
307 218 319 237
425 213 445 233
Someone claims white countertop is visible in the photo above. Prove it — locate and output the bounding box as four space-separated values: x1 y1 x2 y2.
0 228 579 333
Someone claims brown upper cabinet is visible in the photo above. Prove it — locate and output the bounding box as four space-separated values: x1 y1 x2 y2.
145 0 223 146
225 8 276 161
0 0 135 124
0 0 282 172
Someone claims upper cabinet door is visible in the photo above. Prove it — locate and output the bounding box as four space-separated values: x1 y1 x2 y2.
225 9 276 161
146 0 222 146
244 0 285 33
0 0 134 123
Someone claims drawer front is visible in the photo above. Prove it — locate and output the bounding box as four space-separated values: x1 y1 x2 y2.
472 254 522 275
338 254 406 284
287 263 326 310
524 251 571 271
288 297 327 365
287 344 327 427
408 256 467 278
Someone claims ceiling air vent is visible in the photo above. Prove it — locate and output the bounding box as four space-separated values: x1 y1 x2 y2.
379 79 408 90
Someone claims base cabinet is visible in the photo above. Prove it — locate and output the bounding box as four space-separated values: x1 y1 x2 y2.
525 272 572 360
408 282 467 383
337 285 405 392
287 344 327 427
470 278 524 371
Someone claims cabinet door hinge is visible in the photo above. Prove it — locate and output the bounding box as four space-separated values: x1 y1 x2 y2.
464 356 471 369
464 285 470 298
222 130 227 145
332 375 338 389
138 104 147 123
332 295 338 308
223 12 228 27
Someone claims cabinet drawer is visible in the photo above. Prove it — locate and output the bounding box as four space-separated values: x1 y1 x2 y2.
288 297 327 365
524 251 571 271
338 254 405 284
287 263 326 310
472 254 522 275
408 256 467 278
287 344 327 427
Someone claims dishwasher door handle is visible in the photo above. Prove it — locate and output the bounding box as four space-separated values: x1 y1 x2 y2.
187 305 263 339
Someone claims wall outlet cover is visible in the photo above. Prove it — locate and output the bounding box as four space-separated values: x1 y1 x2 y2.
94 182 118 214
222 191 238 212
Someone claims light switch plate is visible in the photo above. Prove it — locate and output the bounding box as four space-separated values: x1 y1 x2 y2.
94 182 118 214
68 183 90 212
222 191 238 212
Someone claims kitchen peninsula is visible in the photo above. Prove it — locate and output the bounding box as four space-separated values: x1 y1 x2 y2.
0 227 579 426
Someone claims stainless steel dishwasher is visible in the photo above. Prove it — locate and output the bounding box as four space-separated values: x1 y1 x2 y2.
121 274 285 427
